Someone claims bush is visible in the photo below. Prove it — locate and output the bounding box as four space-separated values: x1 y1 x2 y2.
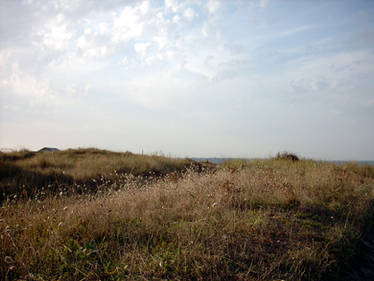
275 152 299 161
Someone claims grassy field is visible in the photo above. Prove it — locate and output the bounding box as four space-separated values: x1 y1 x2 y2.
0 148 200 202
1 149 374 280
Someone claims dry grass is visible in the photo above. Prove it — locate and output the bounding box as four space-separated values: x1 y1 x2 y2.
1 148 191 179
0 148 199 201
1 154 374 280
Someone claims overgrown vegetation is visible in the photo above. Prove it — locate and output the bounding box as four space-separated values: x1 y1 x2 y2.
1 149 374 280
0 148 201 202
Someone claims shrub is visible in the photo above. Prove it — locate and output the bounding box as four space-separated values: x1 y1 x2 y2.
275 152 300 161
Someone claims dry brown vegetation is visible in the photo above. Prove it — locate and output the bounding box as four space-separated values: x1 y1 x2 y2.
0 148 194 179
0 148 199 202
1 150 374 280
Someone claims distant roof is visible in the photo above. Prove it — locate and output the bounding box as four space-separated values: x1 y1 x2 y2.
38 147 59 152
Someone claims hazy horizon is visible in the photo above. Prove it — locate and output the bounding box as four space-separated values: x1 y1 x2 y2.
1 0 373 161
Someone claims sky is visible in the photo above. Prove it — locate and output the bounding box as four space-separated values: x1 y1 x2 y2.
0 0 373 160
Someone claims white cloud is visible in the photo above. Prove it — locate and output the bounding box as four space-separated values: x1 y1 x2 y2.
207 0 220 14
125 70 190 108
0 79 8 87
251 49 374 115
134 42 151 57
112 6 144 43
145 53 165 64
77 35 88 49
183 46 235 80
172 14 181 23
84 27 92 35
121 57 128 65
76 31 111 59
98 23 109 35
139 1 150 15
201 24 208 37
84 46 108 58
165 0 179 13
259 25 317 41
7 64 55 102
183 8 196 21
0 50 12 69
54 0 83 12
40 14 73 50
154 36 168 49
258 0 271 8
